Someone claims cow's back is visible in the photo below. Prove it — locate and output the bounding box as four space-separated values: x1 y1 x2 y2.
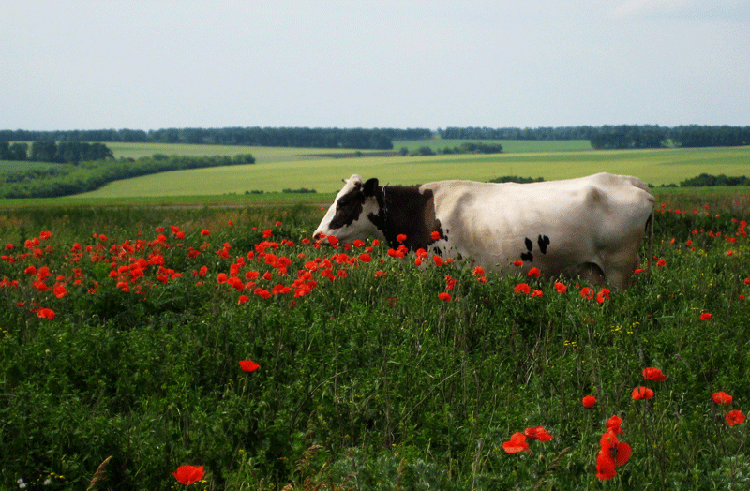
423 173 653 288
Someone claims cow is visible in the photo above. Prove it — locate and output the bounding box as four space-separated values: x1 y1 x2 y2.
313 172 654 289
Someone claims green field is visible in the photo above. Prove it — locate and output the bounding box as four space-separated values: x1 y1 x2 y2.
63 145 750 199
1 198 749 489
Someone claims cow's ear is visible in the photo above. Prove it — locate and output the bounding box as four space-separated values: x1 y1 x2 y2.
363 178 379 197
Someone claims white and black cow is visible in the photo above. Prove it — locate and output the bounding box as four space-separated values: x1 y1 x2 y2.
313 172 654 289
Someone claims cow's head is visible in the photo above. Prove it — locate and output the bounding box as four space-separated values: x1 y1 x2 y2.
313 174 385 245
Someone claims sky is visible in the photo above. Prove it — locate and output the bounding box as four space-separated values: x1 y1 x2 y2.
1 0 749 131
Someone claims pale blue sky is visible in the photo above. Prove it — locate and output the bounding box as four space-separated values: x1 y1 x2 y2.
1 0 748 131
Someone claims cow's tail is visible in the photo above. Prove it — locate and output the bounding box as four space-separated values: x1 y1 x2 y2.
646 213 654 277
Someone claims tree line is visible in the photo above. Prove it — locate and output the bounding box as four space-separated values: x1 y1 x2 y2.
0 154 254 199
0 127 434 150
0 141 113 163
439 125 750 149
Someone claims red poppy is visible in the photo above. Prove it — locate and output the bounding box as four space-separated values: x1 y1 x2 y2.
656 258 666 267
472 266 485 276
430 230 441 240
477 276 488 284
326 235 339 246
528 267 541 278
580 287 594 299
595 450 618 481
433 255 443 266
713 392 733 405
606 415 623 435
700 313 712 320
632 386 654 400
531 289 543 297
237 295 249 305
239 360 260 372
524 426 553 441
514 283 531 295
512 260 523 267
642 367 667 382
726 409 746 426
554 282 567 293
172 465 204 485
582 395 597 409
201 229 210 236
438 292 451 302
36 308 55 319
397 234 407 243
502 432 530 453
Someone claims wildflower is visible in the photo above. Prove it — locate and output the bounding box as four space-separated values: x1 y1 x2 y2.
438 292 451 302
472 266 485 276
582 395 597 409
554 282 567 293
512 260 523 267
36 308 55 319
632 386 654 400
239 360 260 372
172 465 204 485
237 295 249 305
477 276 488 284
430 230 441 240
326 235 339 246
514 283 531 295
580 287 594 299
596 288 610 304
606 415 623 434
531 289 543 297
397 233 407 243
595 450 618 481
700 312 712 320
528 267 541 278
201 229 210 236
502 432 530 453
726 409 745 426
713 392 733 405
656 258 666 267
433 255 443 266
445 275 457 290
642 367 667 382
524 426 553 441
359 253 371 263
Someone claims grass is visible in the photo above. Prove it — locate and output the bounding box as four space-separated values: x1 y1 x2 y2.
56 146 750 198
0 197 748 489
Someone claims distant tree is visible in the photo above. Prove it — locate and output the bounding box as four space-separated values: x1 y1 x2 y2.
30 141 59 162
8 143 28 160
0 141 10 159
399 146 409 156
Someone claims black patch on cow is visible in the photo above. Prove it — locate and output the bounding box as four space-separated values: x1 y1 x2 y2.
328 185 366 230
521 251 533 262
366 184 444 250
537 235 550 254
524 237 533 252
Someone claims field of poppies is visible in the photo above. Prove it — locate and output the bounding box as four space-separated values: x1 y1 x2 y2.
0 193 749 490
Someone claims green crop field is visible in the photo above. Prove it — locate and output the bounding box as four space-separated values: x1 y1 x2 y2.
64 145 750 199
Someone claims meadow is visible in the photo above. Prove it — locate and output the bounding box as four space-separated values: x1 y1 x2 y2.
0 189 749 490
1 143 750 489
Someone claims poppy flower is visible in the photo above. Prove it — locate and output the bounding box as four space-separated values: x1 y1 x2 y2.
433 255 443 266
430 230 441 241
656 259 666 267
438 292 451 302
632 386 654 400
524 426 553 441
700 313 712 320
172 465 203 485
531 289 543 297
713 392 733 405
397 234 407 243
512 260 523 267
528 267 541 278
237 295 249 305
201 229 210 236
36 308 55 319
326 235 339 246
726 409 745 426
239 360 260 372
472 266 485 276
554 282 567 293
514 283 531 295
580 287 594 299
642 367 667 382
502 432 530 453
606 415 623 434
582 395 597 408
595 450 618 481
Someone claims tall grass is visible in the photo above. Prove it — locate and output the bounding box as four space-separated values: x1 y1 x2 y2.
0 197 748 489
